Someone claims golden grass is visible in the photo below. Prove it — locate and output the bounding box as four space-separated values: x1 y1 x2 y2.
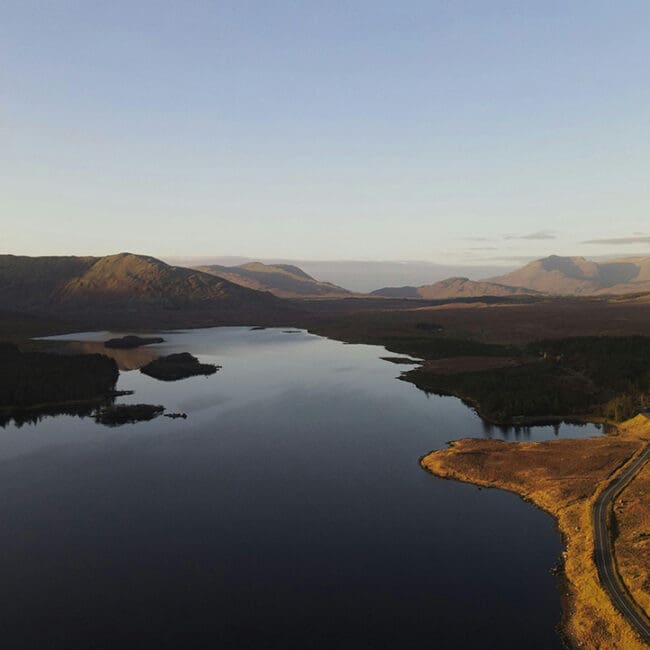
614 417 650 621
421 423 650 649
615 462 650 618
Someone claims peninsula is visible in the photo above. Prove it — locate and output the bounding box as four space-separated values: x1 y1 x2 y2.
422 414 650 649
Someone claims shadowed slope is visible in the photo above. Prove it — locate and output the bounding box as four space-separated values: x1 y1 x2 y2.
0 253 298 328
0 255 97 308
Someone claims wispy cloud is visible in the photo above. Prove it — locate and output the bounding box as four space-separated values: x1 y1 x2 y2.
469 246 499 251
504 231 557 241
481 255 539 263
582 236 650 245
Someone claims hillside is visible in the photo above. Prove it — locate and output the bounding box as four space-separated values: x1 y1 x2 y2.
196 261 352 298
371 277 539 299
489 255 650 295
375 256 650 298
0 253 296 328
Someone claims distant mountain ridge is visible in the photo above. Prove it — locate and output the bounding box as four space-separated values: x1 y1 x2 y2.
4 253 650 333
488 255 650 295
0 253 295 327
166 257 517 293
195 261 352 298
371 277 540 299
370 256 650 299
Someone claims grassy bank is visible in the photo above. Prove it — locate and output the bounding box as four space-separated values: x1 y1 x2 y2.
421 420 650 650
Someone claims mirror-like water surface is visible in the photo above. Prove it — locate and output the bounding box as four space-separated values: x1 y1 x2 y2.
1 328 600 649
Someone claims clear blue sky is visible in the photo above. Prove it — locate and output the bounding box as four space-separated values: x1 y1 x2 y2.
2 1 649 264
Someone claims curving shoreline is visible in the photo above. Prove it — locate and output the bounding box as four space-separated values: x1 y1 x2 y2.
420 418 650 650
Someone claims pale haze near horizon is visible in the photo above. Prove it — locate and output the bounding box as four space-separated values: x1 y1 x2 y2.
2 1 649 264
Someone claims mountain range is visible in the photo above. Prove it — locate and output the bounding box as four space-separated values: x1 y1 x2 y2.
195 262 351 298
166 257 514 293
489 255 650 295
372 256 650 298
3 254 650 333
371 277 540 299
0 253 294 328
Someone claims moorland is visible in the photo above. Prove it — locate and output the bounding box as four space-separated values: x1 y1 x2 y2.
2 251 650 648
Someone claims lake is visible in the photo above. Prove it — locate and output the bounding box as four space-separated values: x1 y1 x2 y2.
0 328 601 649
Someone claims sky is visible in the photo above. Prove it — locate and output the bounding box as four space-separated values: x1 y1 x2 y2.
2 1 649 265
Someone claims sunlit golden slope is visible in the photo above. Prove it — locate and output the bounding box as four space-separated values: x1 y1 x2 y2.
196 261 352 298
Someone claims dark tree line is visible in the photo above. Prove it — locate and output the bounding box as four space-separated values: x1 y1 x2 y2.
0 342 119 409
406 336 650 423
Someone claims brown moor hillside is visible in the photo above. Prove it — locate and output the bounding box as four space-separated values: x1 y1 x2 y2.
371 277 539 299
490 255 650 295
196 261 352 298
0 253 297 328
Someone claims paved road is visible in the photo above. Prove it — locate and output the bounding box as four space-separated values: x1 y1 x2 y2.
593 444 650 645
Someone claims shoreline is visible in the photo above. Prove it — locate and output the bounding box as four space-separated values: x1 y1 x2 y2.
420 426 650 650
31 324 628 429
404 375 610 428
419 449 576 648
7 324 649 646
0 392 132 427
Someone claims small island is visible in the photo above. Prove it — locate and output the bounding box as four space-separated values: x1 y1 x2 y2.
140 352 220 381
104 335 165 349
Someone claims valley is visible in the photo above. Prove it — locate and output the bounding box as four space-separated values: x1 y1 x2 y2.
2 252 650 649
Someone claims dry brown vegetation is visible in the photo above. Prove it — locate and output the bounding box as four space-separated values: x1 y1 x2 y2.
421 417 650 649
371 276 541 299
614 417 650 621
416 355 523 374
616 461 650 620
308 297 650 345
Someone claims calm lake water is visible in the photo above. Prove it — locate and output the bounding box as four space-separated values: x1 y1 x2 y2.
1 328 601 649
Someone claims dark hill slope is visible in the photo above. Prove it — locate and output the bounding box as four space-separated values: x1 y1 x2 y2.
0 253 297 328
0 255 97 309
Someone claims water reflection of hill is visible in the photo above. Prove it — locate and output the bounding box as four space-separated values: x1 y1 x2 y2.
68 341 160 370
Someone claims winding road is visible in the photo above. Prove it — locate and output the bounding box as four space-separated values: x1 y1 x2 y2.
593 443 650 645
